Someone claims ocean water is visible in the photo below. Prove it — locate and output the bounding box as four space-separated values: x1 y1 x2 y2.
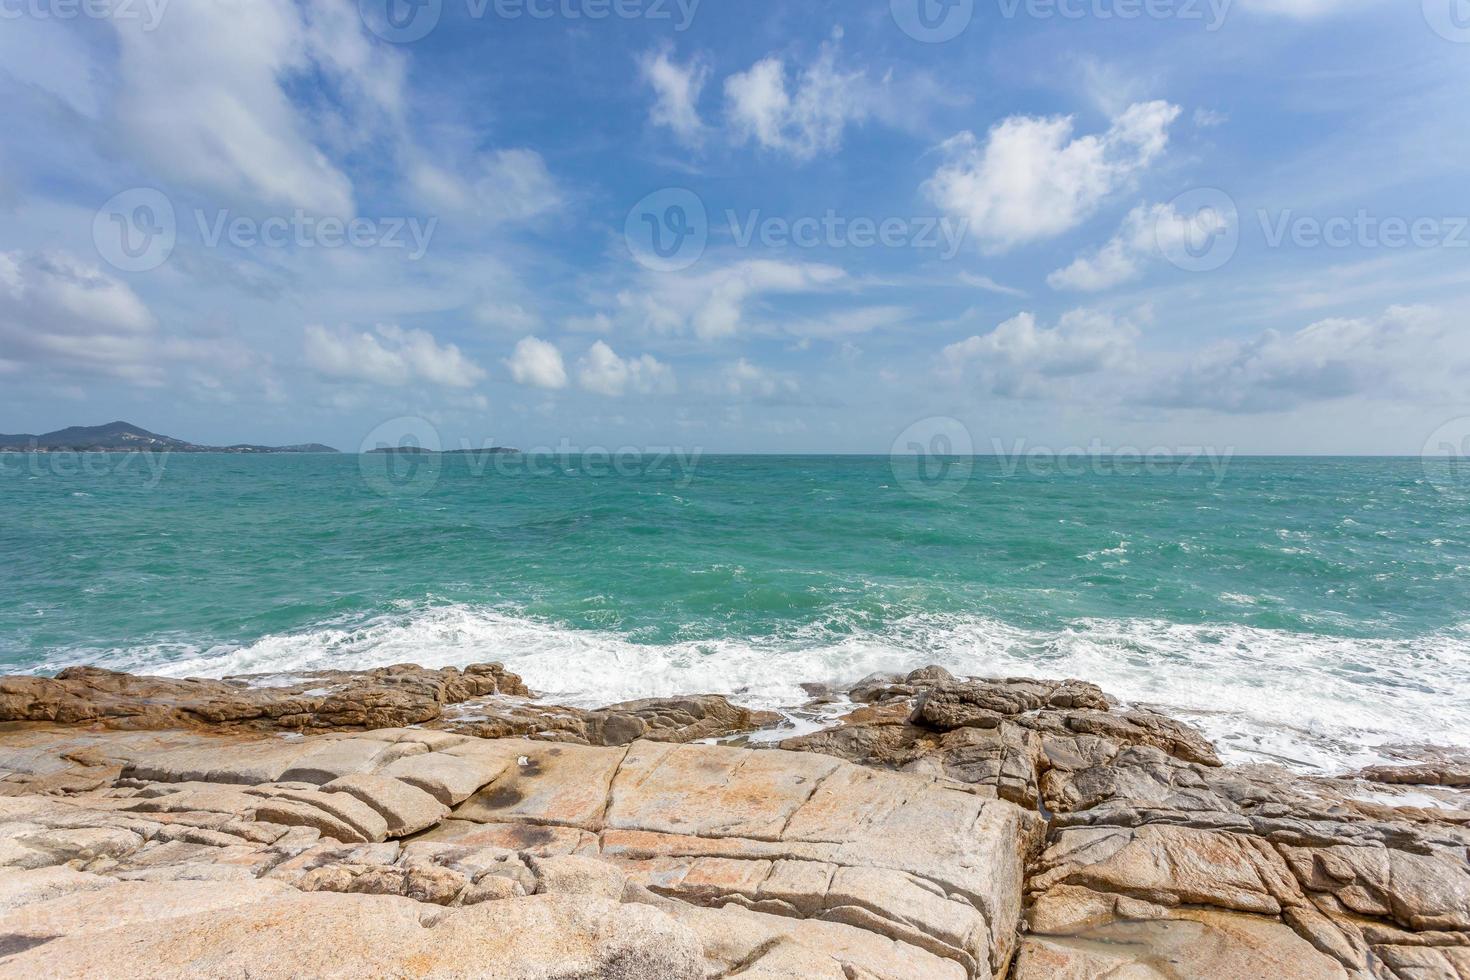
3 452 1468 773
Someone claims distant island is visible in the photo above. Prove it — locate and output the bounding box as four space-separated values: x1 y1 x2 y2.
0 421 338 454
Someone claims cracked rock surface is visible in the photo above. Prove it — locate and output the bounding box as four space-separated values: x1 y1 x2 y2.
782 666 1470 978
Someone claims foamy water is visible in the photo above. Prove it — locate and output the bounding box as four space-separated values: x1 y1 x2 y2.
51 602 1470 774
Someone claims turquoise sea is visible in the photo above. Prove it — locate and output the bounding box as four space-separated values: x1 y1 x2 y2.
3 452 1468 771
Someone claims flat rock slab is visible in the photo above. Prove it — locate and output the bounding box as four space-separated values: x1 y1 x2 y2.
0 727 1039 979
323 773 448 836
452 740 626 829
0 885 704 979
1016 905 1350 980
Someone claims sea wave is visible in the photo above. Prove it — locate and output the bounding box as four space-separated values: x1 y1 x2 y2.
48 603 1470 774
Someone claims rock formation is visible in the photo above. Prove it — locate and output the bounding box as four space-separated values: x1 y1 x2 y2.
0 662 1465 977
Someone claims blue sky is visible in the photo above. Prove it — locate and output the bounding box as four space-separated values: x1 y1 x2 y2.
1 0 1468 453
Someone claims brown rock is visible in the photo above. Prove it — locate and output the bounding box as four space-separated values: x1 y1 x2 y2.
321 773 449 836
0 663 529 733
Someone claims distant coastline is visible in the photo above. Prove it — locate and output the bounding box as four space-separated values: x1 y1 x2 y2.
0 421 338 455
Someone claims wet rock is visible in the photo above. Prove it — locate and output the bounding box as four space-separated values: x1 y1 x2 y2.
1358 763 1470 788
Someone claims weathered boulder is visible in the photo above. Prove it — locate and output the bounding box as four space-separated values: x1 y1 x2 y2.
912 677 1111 730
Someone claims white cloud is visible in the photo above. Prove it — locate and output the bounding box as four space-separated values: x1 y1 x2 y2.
938 303 1468 412
619 259 846 340
576 340 675 396
0 250 273 391
564 312 616 334
0 250 160 383
474 301 541 333
1150 305 1466 412
304 324 484 388
109 0 391 215
722 358 799 400
1194 108 1229 128
504 336 567 390
783 306 909 339
412 149 563 224
1048 202 1232 291
640 48 709 147
942 309 1140 397
924 101 1181 252
959 272 1027 297
724 38 875 162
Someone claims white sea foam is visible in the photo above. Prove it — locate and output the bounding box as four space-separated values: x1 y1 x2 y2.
59 604 1470 775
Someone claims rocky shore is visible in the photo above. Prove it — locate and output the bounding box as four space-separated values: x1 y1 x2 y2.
0 663 1466 978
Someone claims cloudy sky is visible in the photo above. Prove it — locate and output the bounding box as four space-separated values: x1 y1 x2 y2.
1 0 1467 454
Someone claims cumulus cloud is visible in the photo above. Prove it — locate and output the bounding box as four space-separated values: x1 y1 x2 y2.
576 341 675 396
924 101 1180 252
1049 201 1234 292
304 324 484 388
0 250 161 383
640 48 709 147
619 259 846 340
941 309 1140 397
1149 306 1466 413
724 39 875 162
939 303 1467 412
504 336 567 390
